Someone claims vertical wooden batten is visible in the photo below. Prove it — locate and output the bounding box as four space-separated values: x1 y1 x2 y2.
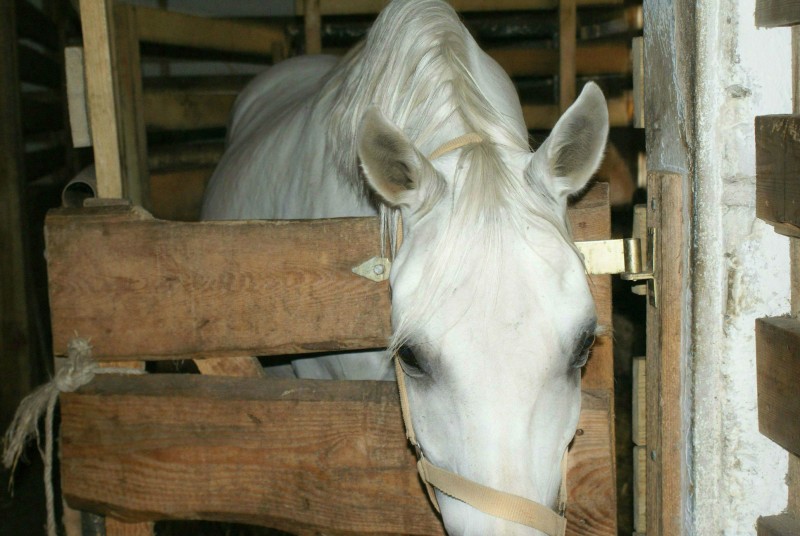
559 0 577 111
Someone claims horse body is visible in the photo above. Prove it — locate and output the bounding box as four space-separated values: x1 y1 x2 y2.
202 1 608 534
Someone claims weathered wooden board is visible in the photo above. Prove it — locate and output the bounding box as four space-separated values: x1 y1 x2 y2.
295 0 621 15
524 93 633 130
756 316 800 456
756 0 800 28
61 375 613 536
143 91 237 131
490 44 631 78
756 115 800 233
646 172 686 536
47 184 611 363
633 445 646 533
757 514 800 536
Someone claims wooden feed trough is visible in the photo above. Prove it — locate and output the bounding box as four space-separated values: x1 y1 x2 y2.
54 1 631 534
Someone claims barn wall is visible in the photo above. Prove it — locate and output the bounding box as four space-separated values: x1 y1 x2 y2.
692 0 790 533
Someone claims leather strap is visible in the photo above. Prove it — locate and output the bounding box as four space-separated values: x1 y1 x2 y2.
427 132 484 160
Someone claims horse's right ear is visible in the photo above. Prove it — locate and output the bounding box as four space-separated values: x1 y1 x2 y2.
357 107 439 207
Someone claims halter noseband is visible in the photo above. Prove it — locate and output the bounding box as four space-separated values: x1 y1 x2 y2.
392 134 569 536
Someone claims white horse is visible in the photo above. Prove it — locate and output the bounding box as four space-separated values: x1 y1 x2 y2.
202 1 607 534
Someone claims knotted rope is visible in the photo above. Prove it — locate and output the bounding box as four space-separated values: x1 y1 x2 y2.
2 338 144 536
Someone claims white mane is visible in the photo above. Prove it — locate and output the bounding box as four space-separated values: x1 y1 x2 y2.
310 0 582 352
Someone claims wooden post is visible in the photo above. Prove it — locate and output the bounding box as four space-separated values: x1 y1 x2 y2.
559 0 577 112
304 0 322 55
645 172 686 536
79 0 124 198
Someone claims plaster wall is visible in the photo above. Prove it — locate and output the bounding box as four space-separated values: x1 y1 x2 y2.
692 0 791 533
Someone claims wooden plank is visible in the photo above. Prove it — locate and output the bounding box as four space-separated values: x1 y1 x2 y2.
142 90 236 131
559 0 577 112
46 183 610 361
195 356 265 377
757 514 800 536
304 0 322 54
295 0 622 15
632 36 645 128
105 518 154 536
756 115 800 228
60 375 612 536
134 5 285 57
633 445 646 533
490 44 631 78
646 171 686 536
579 5 643 40
632 355 646 446
79 0 124 198
756 316 800 456
0 0 33 431
113 3 149 209
147 142 225 171
756 0 800 28
149 166 214 221
524 92 633 130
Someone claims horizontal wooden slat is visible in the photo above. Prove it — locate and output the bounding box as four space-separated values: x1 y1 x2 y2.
143 90 236 131
134 5 285 57
756 115 800 233
490 44 631 78
149 166 214 221
756 316 800 456
579 5 642 40
758 514 800 536
755 0 800 28
147 142 225 171
60 375 612 535
296 0 622 15
47 184 610 361
523 92 632 130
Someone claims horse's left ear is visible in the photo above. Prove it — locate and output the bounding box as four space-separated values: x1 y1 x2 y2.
357 107 439 207
531 82 609 199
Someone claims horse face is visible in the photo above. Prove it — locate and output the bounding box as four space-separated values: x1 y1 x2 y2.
358 83 608 536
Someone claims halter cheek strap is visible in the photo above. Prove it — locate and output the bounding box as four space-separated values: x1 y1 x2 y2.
391 133 569 535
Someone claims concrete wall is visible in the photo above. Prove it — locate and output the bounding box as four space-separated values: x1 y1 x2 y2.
692 0 791 533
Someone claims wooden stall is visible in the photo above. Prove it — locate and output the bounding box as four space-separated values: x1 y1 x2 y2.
754 3 800 534
49 1 641 534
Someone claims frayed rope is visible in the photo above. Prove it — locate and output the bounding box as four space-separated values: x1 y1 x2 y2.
2 337 144 536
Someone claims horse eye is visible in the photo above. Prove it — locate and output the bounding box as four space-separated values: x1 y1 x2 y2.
571 332 596 369
397 345 426 376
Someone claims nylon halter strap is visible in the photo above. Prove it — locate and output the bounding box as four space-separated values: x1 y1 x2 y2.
391 133 569 536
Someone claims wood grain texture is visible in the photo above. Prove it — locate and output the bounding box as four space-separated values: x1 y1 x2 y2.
755 115 800 227
79 0 124 198
632 356 646 446
295 0 621 15
142 91 237 131
490 44 631 78
134 5 285 56
47 184 611 362
559 0 577 112
757 514 800 536
645 172 686 536
756 316 800 456
756 0 800 28
61 376 613 536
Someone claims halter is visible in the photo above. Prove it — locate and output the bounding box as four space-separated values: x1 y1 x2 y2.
392 134 569 536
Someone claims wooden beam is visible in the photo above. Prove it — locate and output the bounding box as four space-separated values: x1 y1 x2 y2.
757 514 800 536
295 0 622 15
46 184 611 361
646 172 686 536
523 92 633 130
134 5 285 57
79 0 124 198
756 115 800 231
304 0 322 54
559 0 577 112
756 0 800 28
756 316 800 456
142 91 236 131
489 43 631 78
60 375 613 536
